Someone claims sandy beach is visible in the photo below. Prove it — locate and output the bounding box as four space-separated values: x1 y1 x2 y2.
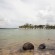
0 41 55 55
0 48 55 55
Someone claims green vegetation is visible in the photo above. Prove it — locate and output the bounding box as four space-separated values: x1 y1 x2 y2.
19 23 55 29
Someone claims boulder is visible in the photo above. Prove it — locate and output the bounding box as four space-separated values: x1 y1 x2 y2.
38 43 46 50
23 42 34 51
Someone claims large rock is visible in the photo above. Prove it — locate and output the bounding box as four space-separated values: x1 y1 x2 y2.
23 42 34 51
38 43 46 50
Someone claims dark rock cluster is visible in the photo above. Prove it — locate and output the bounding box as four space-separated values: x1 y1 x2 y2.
38 43 46 50
22 42 46 51
23 42 34 51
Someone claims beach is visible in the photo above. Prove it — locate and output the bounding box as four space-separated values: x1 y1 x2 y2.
0 29 55 55
0 42 55 55
0 39 55 55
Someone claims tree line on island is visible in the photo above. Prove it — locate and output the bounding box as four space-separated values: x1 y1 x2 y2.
19 23 55 29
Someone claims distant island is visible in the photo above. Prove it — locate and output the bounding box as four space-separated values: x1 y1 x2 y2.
19 23 55 29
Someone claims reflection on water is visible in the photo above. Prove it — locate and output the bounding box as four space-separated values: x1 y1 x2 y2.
0 29 55 55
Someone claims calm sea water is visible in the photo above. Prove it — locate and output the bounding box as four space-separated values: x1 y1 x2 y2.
0 29 55 48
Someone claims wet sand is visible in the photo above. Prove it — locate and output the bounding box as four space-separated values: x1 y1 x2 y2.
0 48 55 55
0 41 55 55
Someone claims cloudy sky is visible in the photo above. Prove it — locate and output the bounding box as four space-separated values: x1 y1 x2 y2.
0 0 55 28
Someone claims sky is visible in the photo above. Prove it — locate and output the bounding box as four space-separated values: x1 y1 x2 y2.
0 0 55 28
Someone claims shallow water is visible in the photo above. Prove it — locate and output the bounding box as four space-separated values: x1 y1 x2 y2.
0 29 55 55
0 29 55 47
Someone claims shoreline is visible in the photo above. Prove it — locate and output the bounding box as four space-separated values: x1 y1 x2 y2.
0 41 55 55
0 47 55 55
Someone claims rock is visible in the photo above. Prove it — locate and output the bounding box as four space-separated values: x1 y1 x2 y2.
23 42 34 51
38 43 46 50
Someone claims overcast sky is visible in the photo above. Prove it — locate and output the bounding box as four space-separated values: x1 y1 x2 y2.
0 0 55 28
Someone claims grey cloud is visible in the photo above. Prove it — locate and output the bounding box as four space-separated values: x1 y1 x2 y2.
0 18 5 21
37 14 55 24
0 0 55 28
21 0 33 3
0 0 14 10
